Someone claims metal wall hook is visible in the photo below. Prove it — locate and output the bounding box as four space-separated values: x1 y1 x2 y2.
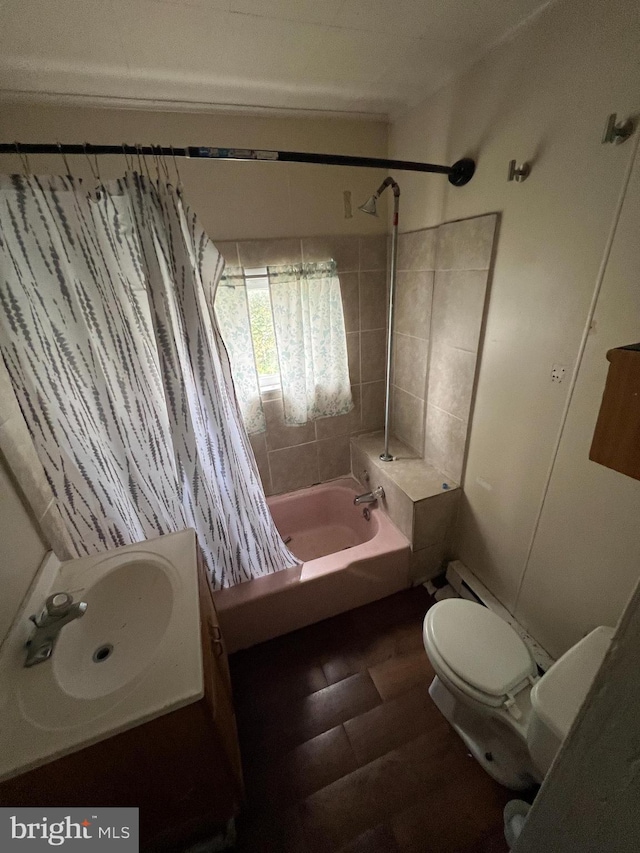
508 160 530 183
602 113 635 145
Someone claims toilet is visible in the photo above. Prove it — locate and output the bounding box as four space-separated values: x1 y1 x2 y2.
423 598 614 790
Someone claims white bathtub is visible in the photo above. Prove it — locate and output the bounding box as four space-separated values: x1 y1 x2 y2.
213 478 411 651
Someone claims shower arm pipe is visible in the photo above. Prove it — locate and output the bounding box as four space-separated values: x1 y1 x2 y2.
0 143 476 184
379 178 400 462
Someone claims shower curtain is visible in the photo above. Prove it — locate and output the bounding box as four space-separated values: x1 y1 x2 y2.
0 172 296 589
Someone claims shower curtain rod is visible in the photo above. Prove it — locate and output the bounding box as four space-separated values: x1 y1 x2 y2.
0 142 476 186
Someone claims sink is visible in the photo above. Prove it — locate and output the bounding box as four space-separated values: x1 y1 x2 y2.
0 530 203 782
54 560 174 701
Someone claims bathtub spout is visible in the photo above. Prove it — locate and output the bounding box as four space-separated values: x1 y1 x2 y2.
354 486 385 505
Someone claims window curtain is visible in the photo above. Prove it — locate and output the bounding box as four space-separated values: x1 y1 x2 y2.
269 261 353 425
214 267 265 434
0 172 296 589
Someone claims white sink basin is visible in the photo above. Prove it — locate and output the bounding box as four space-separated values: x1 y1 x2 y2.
54 559 174 701
0 530 203 782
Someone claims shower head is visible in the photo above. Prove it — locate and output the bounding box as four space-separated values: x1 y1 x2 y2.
358 194 379 217
358 176 400 218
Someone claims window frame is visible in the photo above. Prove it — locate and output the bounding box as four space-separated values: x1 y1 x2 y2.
243 267 281 394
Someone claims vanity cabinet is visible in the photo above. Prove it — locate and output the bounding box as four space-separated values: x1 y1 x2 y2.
0 551 244 852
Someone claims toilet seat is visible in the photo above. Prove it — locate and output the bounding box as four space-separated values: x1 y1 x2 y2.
424 600 538 717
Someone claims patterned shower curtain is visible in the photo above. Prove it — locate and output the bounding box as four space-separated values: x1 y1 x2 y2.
0 172 296 589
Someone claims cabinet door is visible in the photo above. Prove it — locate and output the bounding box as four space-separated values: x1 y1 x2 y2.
197 552 244 791
197 549 232 688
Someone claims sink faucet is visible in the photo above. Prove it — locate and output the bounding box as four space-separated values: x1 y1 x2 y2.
24 592 88 667
354 485 385 506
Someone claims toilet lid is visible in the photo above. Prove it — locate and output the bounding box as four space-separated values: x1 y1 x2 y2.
425 599 537 697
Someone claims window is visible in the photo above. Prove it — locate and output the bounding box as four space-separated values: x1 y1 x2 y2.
244 268 280 392
215 258 353 432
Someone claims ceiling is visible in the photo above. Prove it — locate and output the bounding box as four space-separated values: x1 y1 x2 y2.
0 0 550 119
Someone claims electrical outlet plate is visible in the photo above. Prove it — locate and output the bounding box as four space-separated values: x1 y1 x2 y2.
551 364 566 383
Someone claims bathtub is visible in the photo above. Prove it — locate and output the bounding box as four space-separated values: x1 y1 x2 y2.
213 478 411 652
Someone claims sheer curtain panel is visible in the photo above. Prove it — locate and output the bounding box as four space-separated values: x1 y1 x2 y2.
269 261 353 425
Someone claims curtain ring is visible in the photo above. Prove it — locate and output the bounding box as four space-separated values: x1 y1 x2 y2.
83 143 100 184
170 145 183 191
122 142 133 172
160 146 171 183
152 144 162 186
136 143 152 183
135 143 144 177
14 142 31 176
57 141 72 178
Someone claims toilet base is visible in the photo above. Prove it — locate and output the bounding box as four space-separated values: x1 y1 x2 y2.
429 676 538 791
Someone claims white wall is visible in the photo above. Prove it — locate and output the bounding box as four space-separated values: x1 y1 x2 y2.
390 0 640 656
517 141 640 657
0 105 389 240
0 456 47 644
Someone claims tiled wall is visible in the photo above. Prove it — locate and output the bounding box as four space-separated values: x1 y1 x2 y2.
391 214 497 482
216 234 388 495
391 228 437 454
351 432 461 583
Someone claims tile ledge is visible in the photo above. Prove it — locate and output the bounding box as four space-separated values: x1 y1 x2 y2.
351 431 459 501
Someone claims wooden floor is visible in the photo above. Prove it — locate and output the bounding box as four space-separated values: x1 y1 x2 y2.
229 587 513 853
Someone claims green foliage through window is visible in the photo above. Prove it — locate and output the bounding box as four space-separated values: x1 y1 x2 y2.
247 287 279 377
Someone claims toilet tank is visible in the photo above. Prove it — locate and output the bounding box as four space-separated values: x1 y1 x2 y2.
527 626 614 776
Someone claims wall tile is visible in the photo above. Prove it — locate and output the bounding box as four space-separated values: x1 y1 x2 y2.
361 381 386 431
346 332 360 384
316 386 361 440
393 333 428 400
359 270 388 331
435 215 496 271
350 440 369 488
424 404 467 482
391 386 424 455
249 431 273 495
237 237 302 268
340 272 360 333
261 387 282 403
394 271 433 340
0 460 47 645
397 228 437 271
359 235 388 271
264 398 316 451
431 269 488 352
378 473 414 541
318 435 351 481
269 442 320 494
409 542 446 583
427 342 477 422
302 236 359 272
352 452 413 540
413 489 461 551
360 329 387 383
0 415 53 524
